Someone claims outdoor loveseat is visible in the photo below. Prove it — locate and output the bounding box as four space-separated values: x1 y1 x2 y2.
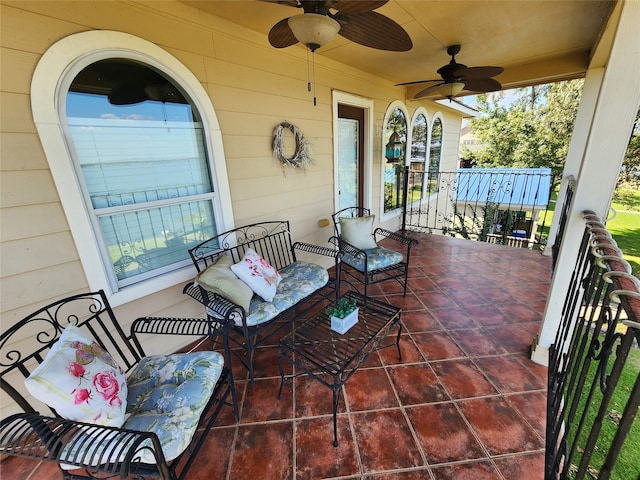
183 220 340 382
0 290 237 480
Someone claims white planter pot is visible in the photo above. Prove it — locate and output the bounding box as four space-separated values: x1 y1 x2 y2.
330 307 359 334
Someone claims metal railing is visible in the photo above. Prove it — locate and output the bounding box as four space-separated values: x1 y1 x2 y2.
546 210 640 480
551 175 577 270
401 167 555 249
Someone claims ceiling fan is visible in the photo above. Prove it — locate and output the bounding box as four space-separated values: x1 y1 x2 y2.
398 44 503 100
262 0 412 52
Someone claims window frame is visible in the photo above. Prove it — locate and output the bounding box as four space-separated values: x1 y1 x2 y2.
31 31 234 306
408 107 430 204
380 101 409 221
429 114 444 176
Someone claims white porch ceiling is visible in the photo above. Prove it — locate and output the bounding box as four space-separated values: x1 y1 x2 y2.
183 0 616 100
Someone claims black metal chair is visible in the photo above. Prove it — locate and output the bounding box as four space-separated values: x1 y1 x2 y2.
331 206 418 298
0 290 237 480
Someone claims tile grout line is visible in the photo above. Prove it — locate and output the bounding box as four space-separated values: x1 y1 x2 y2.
343 383 365 477
381 362 435 479
292 369 297 480
224 379 246 480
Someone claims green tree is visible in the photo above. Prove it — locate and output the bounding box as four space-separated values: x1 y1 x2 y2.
619 108 640 186
462 80 584 183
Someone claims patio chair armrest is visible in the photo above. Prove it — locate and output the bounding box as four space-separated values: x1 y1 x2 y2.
293 241 342 259
328 236 366 259
0 413 169 478
374 228 419 247
131 316 225 338
182 282 246 325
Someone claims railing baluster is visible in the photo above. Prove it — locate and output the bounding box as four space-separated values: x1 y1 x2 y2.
545 211 640 480
403 168 555 249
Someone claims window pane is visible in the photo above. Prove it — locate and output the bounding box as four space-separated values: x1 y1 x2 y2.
66 59 217 288
411 114 427 163
430 118 443 175
338 118 358 210
100 200 217 283
426 118 443 196
68 117 211 209
410 114 427 203
384 108 407 213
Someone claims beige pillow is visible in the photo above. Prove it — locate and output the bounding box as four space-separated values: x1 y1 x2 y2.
339 215 378 250
196 254 253 311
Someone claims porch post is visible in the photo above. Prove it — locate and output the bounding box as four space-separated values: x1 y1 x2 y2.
531 0 640 365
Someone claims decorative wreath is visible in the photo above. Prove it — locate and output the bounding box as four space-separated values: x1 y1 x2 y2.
272 121 313 170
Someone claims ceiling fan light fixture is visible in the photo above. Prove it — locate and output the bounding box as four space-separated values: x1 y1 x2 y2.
437 82 465 99
288 13 340 52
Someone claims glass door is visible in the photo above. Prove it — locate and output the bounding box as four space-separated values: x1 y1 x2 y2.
337 104 364 210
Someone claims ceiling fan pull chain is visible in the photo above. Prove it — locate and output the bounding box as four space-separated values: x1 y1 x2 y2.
312 49 317 106
307 47 312 93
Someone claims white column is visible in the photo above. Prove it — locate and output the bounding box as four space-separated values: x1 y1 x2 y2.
531 0 640 365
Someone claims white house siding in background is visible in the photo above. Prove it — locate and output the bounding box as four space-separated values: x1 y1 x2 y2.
0 1 466 357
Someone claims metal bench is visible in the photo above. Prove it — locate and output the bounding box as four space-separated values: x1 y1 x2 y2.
183 220 340 382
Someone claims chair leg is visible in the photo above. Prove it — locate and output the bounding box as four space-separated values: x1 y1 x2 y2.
246 339 255 384
402 264 409 296
221 331 240 421
363 271 369 306
334 260 341 301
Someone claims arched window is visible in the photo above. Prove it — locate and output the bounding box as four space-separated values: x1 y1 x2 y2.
428 117 443 190
66 59 218 288
383 107 407 213
31 31 232 305
410 112 428 203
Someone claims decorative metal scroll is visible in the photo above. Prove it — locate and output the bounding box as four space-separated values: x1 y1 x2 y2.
545 210 640 480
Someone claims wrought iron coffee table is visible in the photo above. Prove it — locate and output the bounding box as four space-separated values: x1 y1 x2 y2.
277 291 402 446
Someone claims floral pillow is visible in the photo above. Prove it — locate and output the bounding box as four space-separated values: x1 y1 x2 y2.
230 248 282 302
24 324 128 427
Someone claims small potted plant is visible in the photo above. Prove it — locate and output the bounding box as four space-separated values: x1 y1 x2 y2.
326 297 359 334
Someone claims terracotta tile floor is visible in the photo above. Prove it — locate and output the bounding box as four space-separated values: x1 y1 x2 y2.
1 233 552 480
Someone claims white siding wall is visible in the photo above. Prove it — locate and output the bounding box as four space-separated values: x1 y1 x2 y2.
0 1 464 346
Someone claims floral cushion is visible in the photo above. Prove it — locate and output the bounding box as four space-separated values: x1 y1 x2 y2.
24 324 127 427
245 261 328 327
124 351 224 462
209 261 327 327
231 249 282 302
342 247 403 273
59 351 224 466
196 254 254 311
339 215 378 250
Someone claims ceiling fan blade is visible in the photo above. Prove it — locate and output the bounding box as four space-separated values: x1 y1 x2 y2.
396 78 440 86
268 17 299 48
338 11 412 51
463 77 502 93
334 0 388 14
109 82 148 105
414 83 444 99
458 65 504 80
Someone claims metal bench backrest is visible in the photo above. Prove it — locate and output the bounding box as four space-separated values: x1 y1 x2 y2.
1 290 144 416
332 207 372 237
188 221 296 273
